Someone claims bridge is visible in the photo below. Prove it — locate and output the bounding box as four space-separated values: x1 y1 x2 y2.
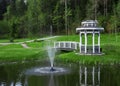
54 41 79 51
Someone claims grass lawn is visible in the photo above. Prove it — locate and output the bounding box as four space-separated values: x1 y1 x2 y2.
0 38 37 43
0 42 47 62
53 33 120 64
0 33 120 64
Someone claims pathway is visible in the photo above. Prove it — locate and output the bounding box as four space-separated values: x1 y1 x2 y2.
0 36 59 48
21 43 29 48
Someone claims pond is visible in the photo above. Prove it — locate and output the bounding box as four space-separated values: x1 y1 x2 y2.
0 60 120 86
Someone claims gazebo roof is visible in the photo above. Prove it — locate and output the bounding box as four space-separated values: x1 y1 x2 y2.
76 20 104 32
76 27 104 31
81 20 98 24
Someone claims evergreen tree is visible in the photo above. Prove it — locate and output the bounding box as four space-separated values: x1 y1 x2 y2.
0 0 7 20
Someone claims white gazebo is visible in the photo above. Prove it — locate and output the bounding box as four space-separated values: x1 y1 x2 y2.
76 20 104 55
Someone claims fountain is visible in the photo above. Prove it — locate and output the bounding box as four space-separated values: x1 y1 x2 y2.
46 46 56 71
25 40 68 76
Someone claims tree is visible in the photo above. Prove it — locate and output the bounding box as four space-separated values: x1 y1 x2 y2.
116 0 120 31
4 0 27 39
0 0 7 20
0 20 10 38
86 0 96 20
2 0 120 38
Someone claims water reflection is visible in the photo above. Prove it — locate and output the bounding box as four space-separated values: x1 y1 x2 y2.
79 66 100 86
0 61 119 86
48 74 55 86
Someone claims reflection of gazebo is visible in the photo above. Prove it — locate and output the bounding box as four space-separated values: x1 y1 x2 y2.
76 20 104 55
79 66 100 86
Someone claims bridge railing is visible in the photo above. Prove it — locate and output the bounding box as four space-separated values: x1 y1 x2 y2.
54 41 79 50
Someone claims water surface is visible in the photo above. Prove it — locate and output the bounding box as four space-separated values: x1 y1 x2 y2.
0 60 119 86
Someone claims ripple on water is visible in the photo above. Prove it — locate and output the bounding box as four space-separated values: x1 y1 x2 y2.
25 67 69 76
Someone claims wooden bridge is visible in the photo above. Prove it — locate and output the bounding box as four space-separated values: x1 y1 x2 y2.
54 41 79 51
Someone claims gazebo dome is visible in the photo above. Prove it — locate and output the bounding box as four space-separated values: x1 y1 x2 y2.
76 20 104 32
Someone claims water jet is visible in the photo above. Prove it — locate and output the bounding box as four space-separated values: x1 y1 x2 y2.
50 67 56 71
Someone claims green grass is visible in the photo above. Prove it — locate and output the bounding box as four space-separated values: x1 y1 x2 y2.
0 42 47 62
54 34 120 64
57 46 120 65
54 34 120 43
26 42 45 48
0 38 37 43
0 33 120 64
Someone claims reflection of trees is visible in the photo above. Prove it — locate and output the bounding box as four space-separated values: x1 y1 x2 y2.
25 75 50 86
0 66 8 85
0 61 40 86
0 64 19 85
100 65 120 86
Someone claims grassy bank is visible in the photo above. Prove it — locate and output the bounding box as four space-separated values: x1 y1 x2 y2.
54 34 120 64
0 34 120 64
0 42 47 62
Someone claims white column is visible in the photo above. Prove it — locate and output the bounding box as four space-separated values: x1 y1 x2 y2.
98 32 100 53
93 32 95 53
80 32 82 53
85 32 87 53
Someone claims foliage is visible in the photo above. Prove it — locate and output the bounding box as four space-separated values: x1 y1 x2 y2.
0 20 11 38
0 0 120 38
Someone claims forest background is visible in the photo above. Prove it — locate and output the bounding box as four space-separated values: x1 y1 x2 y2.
0 0 120 41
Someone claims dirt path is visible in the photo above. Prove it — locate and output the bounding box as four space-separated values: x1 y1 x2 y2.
0 36 59 48
21 43 29 48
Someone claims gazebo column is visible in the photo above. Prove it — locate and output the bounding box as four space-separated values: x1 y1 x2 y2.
92 32 95 53
98 32 100 53
85 32 87 53
80 32 82 53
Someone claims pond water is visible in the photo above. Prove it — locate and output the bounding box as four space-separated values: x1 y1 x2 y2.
0 60 120 86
